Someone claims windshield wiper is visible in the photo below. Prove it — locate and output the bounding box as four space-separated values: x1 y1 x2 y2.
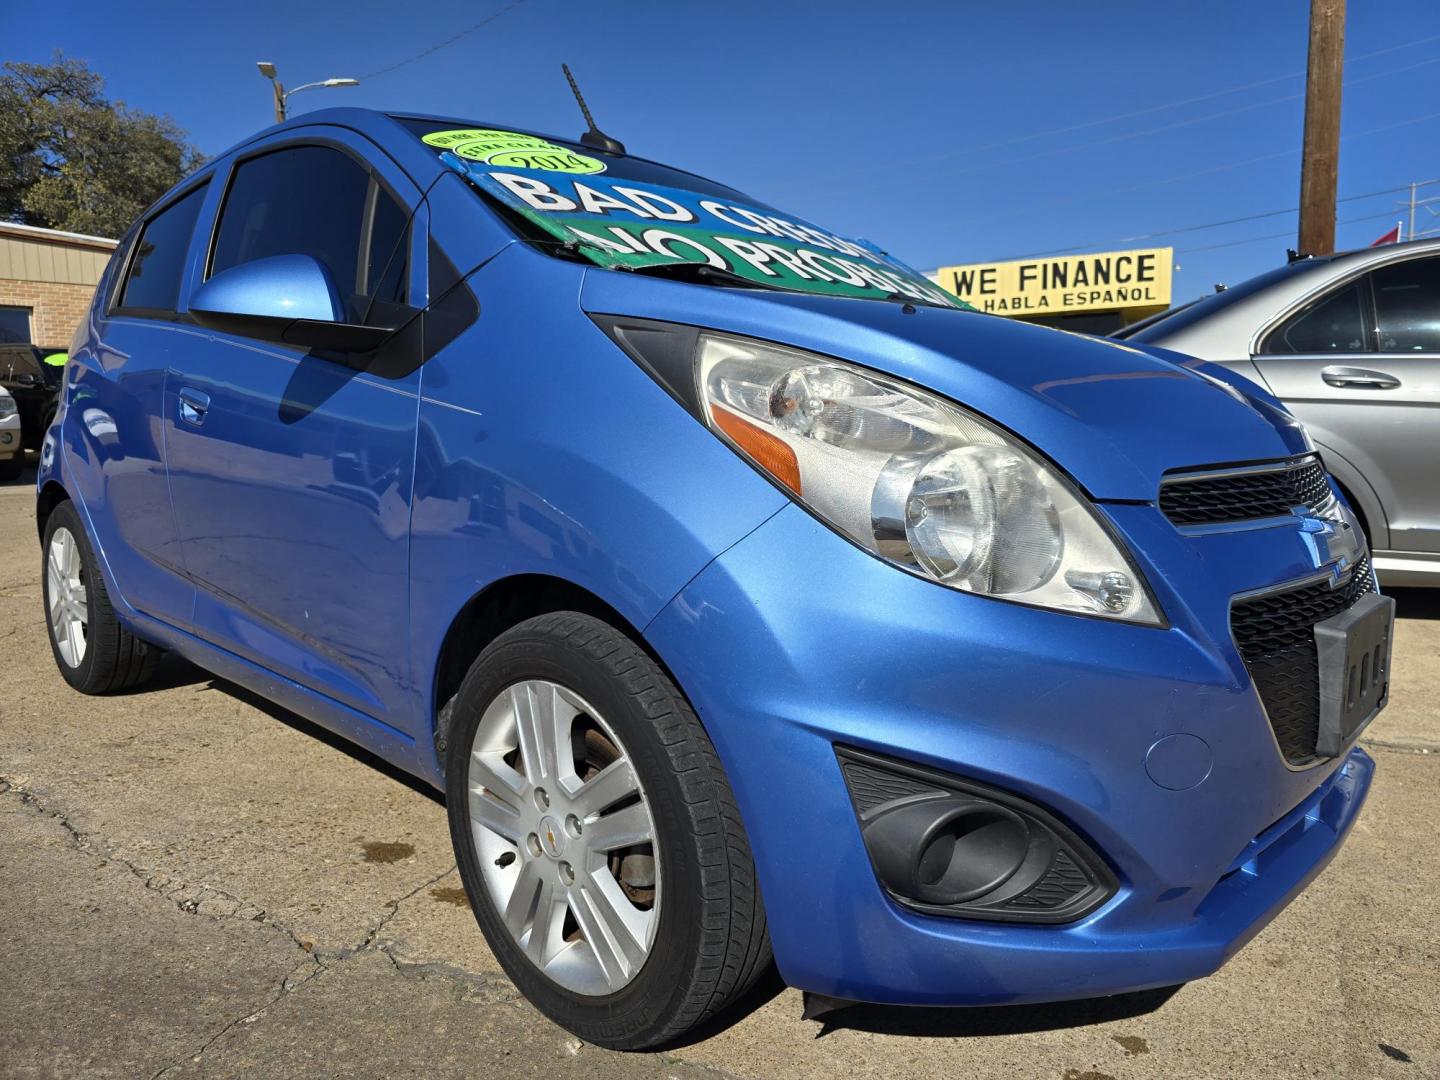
621 262 788 291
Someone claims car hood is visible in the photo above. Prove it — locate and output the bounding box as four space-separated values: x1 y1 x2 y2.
580 270 1309 501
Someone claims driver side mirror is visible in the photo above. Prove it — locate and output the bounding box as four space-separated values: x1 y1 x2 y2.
189 254 410 354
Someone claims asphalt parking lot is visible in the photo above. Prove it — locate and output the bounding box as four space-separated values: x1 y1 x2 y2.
2 459 1437 1080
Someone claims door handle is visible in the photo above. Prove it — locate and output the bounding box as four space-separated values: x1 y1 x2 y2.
1320 365 1401 390
177 387 211 425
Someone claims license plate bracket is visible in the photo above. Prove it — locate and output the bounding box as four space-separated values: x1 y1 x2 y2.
1314 591 1394 757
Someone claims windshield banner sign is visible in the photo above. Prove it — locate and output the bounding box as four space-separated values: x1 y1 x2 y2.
441 154 968 308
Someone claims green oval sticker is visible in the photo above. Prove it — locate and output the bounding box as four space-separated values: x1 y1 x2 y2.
422 128 605 175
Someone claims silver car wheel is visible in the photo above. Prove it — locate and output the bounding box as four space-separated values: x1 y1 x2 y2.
47 526 88 668
467 679 660 996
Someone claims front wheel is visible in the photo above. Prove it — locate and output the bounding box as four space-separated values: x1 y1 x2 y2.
445 612 770 1049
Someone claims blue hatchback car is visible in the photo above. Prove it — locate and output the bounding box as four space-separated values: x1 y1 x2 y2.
37 108 1392 1048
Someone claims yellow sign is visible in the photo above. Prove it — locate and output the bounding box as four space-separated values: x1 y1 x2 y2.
936 248 1173 317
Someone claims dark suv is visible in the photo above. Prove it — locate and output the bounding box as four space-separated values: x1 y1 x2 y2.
0 343 64 449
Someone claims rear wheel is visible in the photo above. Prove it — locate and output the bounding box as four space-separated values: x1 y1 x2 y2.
445 612 769 1049
42 500 160 693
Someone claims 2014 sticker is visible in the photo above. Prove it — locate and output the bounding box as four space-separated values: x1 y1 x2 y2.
421 128 605 174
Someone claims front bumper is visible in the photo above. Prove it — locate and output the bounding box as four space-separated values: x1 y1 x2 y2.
644 502 1375 1005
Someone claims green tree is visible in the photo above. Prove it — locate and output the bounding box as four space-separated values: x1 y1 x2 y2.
0 54 202 238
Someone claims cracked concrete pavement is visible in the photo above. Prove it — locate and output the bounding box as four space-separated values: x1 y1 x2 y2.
2 465 1438 1079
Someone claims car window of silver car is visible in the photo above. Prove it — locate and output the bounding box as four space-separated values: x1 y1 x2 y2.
1259 282 1370 355
1371 256 1440 353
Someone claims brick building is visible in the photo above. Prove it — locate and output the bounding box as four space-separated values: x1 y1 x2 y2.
0 222 118 350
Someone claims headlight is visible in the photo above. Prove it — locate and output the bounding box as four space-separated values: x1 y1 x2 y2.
0 396 16 421
599 320 1162 624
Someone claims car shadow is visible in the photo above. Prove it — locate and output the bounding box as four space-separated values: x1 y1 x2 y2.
667 968 1179 1047
799 984 1180 1041
130 653 442 804
1389 587 1440 621
0 450 36 488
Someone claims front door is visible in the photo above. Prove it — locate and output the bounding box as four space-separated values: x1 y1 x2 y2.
164 133 425 730
1251 253 1440 555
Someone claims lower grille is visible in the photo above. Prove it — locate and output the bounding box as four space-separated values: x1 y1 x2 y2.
1231 556 1376 764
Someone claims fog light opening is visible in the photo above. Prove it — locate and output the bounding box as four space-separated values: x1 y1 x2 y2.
840 746 1119 923
915 806 1029 904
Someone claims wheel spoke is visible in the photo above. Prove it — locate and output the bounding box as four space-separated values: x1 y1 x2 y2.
571 757 639 819
47 579 64 627
568 870 647 987
583 800 653 853
525 876 566 967
470 749 526 804
511 683 567 785
502 859 543 938
60 532 76 578
468 784 523 843
70 584 86 609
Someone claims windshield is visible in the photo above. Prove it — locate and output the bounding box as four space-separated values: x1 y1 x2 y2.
1118 257 1339 343
397 116 968 310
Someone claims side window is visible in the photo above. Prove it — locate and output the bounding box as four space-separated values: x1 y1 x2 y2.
118 182 209 314
1370 257 1440 353
1260 282 1369 355
210 145 409 319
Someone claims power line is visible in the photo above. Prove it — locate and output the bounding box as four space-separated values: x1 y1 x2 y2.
1175 207 1411 255
950 108 1440 246
839 54 1440 195
793 33 1440 189
358 0 529 81
1008 183 1434 258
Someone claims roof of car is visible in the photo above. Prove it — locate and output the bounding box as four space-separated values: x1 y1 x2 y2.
1123 237 1440 357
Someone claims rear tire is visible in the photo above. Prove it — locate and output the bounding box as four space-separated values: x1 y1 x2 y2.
445 612 770 1049
42 500 161 694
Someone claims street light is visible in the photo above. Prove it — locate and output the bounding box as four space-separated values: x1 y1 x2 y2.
256 62 360 124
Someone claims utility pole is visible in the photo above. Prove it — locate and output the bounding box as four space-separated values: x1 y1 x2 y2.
1297 0 1346 256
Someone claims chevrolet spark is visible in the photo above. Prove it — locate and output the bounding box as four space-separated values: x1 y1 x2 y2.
36 108 1391 1049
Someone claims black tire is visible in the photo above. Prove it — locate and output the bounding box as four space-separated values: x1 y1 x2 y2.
42 499 161 694
0 454 21 481
33 406 57 451
445 612 770 1049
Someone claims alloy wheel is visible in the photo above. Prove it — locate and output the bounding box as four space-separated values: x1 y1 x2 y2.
47 526 88 667
467 679 660 996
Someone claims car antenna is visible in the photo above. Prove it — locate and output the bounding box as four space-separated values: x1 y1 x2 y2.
562 63 626 156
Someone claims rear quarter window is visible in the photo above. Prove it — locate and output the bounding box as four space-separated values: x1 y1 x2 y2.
117 182 210 316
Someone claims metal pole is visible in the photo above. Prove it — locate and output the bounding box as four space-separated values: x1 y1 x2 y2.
1409 182 1418 243
1297 0 1346 256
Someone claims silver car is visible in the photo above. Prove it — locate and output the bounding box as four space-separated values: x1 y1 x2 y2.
1120 238 1440 586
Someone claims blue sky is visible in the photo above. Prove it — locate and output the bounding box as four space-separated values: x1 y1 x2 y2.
4 0 1438 302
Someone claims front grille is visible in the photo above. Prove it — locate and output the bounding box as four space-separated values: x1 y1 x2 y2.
1160 456 1331 526
1231 556 1376 764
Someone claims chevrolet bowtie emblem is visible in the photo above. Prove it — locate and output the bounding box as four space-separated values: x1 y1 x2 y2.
1299 508 1362 586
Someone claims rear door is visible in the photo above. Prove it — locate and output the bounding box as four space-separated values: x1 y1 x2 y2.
1251 253 1440 554
63 181 211 626
164 130 426 729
